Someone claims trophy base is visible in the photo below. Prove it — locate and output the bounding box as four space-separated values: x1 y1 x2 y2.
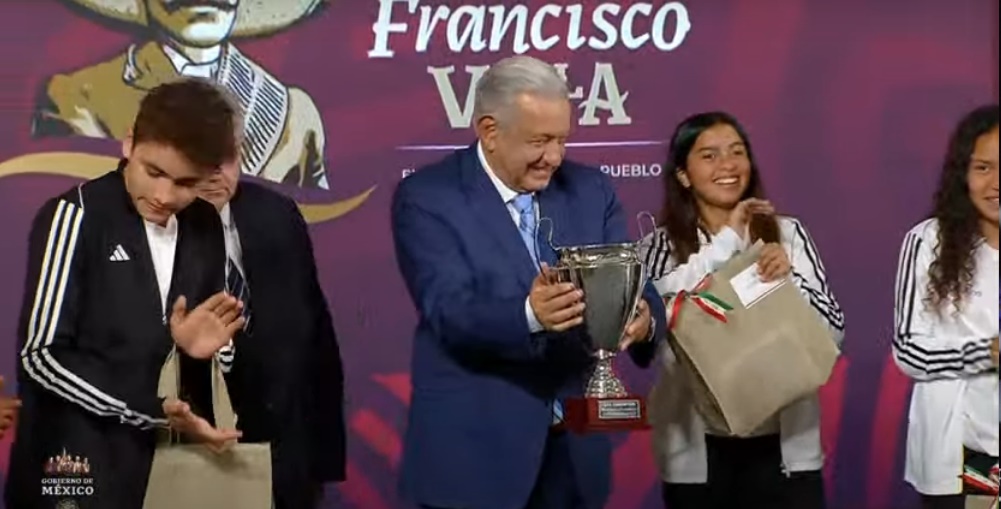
562 396 649 433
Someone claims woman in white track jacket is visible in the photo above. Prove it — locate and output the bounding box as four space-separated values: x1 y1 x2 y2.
893 104 999 509
638 111 845 509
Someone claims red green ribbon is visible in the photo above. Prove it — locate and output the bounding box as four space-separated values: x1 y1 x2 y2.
962 463 999 496
667 290 733 330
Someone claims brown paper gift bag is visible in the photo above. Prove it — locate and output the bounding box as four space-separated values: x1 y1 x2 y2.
667 241 840 437
964 463 999 509
143 348 272 509
966 496 998 509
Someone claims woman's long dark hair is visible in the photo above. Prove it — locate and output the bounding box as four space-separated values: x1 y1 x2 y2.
659 111 780 263
927 104 999 310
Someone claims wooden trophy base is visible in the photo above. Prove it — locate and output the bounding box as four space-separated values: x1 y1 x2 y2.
562 396 649 433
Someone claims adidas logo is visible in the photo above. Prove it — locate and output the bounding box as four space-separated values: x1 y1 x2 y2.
109 244 130 262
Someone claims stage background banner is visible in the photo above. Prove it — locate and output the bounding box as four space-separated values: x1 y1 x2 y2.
0 1 996 508
993 0 999 98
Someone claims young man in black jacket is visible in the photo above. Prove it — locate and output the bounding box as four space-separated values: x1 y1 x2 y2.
6 78 246 509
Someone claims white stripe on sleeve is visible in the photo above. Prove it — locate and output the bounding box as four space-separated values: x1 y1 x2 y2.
20 200 166 428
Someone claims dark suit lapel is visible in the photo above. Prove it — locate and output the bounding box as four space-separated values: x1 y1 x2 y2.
460 147 536 286
168 200 227 314
227 188 261 294
227 190 264 365
169 220 204 306
537 172 573 266
170 203 225 426
537 173 593 373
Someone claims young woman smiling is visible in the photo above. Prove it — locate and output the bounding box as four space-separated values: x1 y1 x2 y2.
638 111 845 509
893 104 999 509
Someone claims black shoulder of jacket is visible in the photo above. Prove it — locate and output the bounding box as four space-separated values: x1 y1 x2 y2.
46 168 126 210
232 180 300 216
234 180 296 207
27 169 123 235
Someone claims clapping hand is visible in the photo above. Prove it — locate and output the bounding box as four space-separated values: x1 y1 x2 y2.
162 398 241 453
169 292 245 359
0 377 22 439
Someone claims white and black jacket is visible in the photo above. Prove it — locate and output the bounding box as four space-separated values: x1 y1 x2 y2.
638 216 845 483
892 218 998 495
5 167 226 509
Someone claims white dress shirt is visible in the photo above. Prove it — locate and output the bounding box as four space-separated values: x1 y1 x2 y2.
219 204 246 279
145 217 179 320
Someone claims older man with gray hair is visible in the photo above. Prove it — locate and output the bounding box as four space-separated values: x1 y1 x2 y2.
390 56 666 509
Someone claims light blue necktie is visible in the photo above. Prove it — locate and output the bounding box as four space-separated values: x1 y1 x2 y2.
512 193 539 268
511 193 564 425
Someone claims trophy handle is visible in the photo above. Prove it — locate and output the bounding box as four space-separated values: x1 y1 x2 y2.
632 211 655 321
636 210 658 240
536 216 557 272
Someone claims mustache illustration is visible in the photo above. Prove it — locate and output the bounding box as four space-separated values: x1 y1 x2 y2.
161 0 238 13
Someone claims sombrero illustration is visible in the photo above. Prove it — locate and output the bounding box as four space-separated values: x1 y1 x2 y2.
0 0 374 223
66 0 326 37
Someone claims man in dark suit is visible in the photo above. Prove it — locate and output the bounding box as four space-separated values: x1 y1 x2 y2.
194 149 346 509
7 78 246 509
391 56 666 509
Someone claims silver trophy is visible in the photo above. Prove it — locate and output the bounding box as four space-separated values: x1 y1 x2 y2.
539 214 653 431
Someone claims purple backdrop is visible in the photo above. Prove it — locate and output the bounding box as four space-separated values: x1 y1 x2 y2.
0 1 996 508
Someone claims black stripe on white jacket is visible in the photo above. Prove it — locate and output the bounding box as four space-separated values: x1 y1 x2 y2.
641 215 845 341
892 218 995 380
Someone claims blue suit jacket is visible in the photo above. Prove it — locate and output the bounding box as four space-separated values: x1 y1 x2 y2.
391 145 666 509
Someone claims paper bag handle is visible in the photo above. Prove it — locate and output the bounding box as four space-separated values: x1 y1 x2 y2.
156 347 238 442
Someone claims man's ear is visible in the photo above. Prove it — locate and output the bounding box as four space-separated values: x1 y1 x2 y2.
122 129 134 158
476 115 500 152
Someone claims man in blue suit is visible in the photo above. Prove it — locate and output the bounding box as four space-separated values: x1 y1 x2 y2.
391 56 667 509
